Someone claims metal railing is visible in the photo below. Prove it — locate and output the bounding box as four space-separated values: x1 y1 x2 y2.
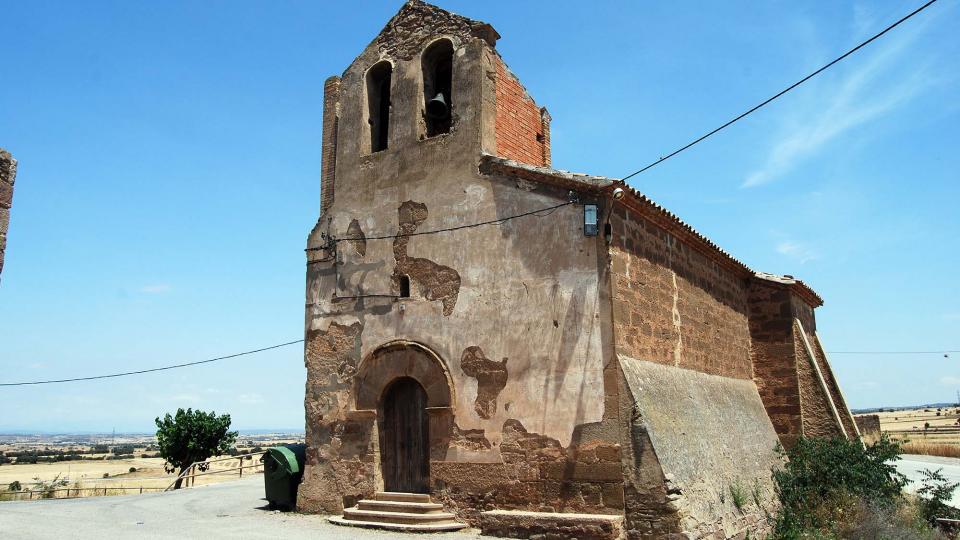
164 452 265 491
0 485 166 501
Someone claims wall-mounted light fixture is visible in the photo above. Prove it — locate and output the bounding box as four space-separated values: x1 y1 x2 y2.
584 204 598 236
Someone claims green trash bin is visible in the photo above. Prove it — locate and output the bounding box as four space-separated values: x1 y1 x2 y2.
260 444 306 511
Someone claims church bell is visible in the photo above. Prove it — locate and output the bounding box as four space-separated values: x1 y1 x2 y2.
426 92 449 119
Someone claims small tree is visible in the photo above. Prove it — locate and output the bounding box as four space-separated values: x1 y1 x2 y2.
155 408 237 489
916 468 960 525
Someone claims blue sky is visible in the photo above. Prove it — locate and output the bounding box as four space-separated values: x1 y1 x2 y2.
0 1 957 432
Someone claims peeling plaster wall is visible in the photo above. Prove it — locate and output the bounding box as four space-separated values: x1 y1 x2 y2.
298 2 607 516
619 357 781 539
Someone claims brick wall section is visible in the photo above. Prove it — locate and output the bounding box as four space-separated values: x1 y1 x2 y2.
495 57 550 167
748 281 803 448
320 76 340 215
608 205 753 380
0 148 17 282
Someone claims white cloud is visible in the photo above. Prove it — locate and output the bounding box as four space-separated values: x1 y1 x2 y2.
139 283 172 294
742 13 936 188
238 393 265 405
939 376 960 386
776 241 819 263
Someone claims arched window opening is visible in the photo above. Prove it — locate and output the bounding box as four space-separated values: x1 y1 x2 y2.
422 39 453 138
366 61 392 153
399 275 411 298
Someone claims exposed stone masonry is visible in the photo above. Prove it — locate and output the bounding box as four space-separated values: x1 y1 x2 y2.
392 201 461 315
609 206 752 380
0 148 17 282
460 345 508 419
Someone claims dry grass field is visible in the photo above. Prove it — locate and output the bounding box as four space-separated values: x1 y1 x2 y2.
875 406 960 457
0 454 263 500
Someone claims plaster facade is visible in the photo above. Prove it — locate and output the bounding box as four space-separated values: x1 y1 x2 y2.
299 3 859 538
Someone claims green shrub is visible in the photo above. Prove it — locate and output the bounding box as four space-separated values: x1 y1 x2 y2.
916 468 960 526
771 435 907 538
7 480 21 491
730 481 747 513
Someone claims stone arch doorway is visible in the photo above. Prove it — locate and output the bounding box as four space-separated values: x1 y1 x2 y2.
379 377 429 492
354 341 454 494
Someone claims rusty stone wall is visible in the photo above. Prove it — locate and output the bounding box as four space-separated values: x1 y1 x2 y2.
748 280 803 448
494 56 550 167
0 148 17 282
855 414 881 444
805 328 859 438
608 205 752 380
748 278 855 445
432 419 625 526
794 324 845 439
299 1 609 518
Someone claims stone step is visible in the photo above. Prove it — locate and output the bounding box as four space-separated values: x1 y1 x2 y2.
357 499 445 513
343 507 458 525
373 491 432 503
480 509 623 540
328 516 467 532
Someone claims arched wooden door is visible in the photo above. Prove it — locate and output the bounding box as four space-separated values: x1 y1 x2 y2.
378 377 430 493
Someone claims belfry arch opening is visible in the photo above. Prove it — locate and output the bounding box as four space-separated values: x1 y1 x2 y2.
366 61 392 153
421 39 453 138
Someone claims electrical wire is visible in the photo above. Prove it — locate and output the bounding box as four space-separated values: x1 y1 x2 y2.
827 350 959 355
0 340 304 387
306 200 576 251
620 0 940 182
1 2 946 389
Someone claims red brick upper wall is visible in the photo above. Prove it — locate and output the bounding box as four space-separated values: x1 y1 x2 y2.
495 57 550 167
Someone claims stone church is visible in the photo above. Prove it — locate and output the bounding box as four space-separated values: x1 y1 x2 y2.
299 2 859 538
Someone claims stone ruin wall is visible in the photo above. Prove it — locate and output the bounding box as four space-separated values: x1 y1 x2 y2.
748 281 805 448
297 5 621 521
608 205 752 380
855 414 882 444
607 205 781 538
0 148 17 282
748 278 857 444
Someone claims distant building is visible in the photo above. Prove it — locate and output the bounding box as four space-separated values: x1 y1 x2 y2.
299 2 860 538
855 414 882 444
0 148 18 283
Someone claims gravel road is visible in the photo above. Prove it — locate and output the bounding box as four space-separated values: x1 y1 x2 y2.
896 453 960 507
0 476 481 539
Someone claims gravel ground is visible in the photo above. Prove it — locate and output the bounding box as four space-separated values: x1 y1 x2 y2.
0 476 482 539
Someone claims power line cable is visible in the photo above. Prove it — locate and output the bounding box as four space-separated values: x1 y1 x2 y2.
827 350 959 355
620 0 940 182
307 200 575 250
2 339 955 387
0 340 304 387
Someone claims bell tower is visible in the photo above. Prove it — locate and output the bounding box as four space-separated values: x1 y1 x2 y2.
314 0 551 220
